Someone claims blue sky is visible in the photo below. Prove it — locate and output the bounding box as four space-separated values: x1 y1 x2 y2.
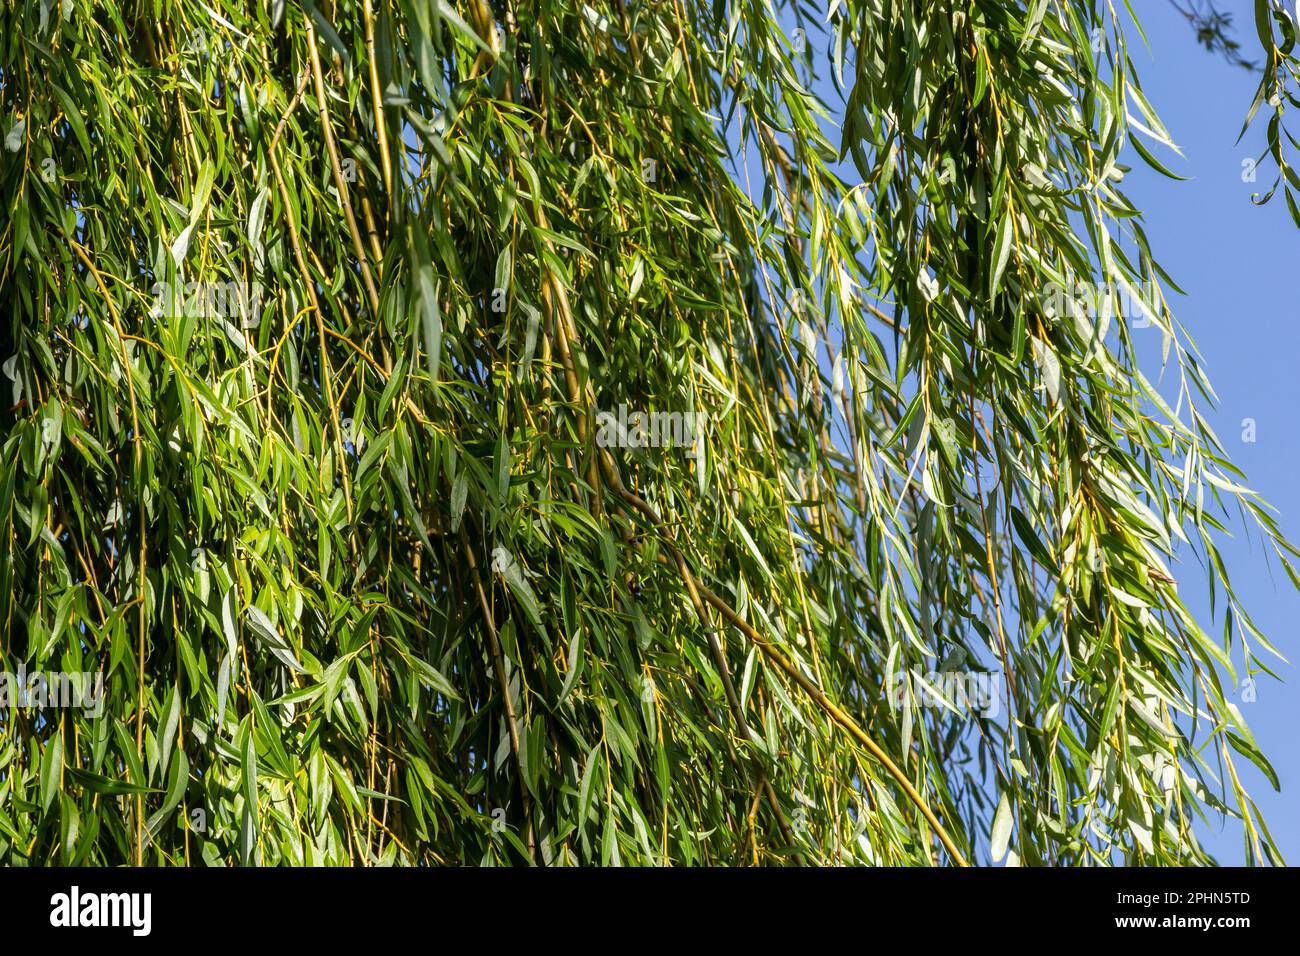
1120 1 1300 865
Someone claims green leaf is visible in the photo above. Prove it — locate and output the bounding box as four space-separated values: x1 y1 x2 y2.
419 268 442 382
991 791 1013 863
1228 732 1281 791
40 732 63 813
1011 506 1056 571
989 212 1014 299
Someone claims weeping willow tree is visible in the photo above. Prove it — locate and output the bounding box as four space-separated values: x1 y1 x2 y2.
1 0 1297 867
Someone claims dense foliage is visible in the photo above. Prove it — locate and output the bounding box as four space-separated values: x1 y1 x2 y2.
1 0 1298 865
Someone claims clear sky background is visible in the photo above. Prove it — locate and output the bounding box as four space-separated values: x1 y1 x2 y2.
1121 1 1300 866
